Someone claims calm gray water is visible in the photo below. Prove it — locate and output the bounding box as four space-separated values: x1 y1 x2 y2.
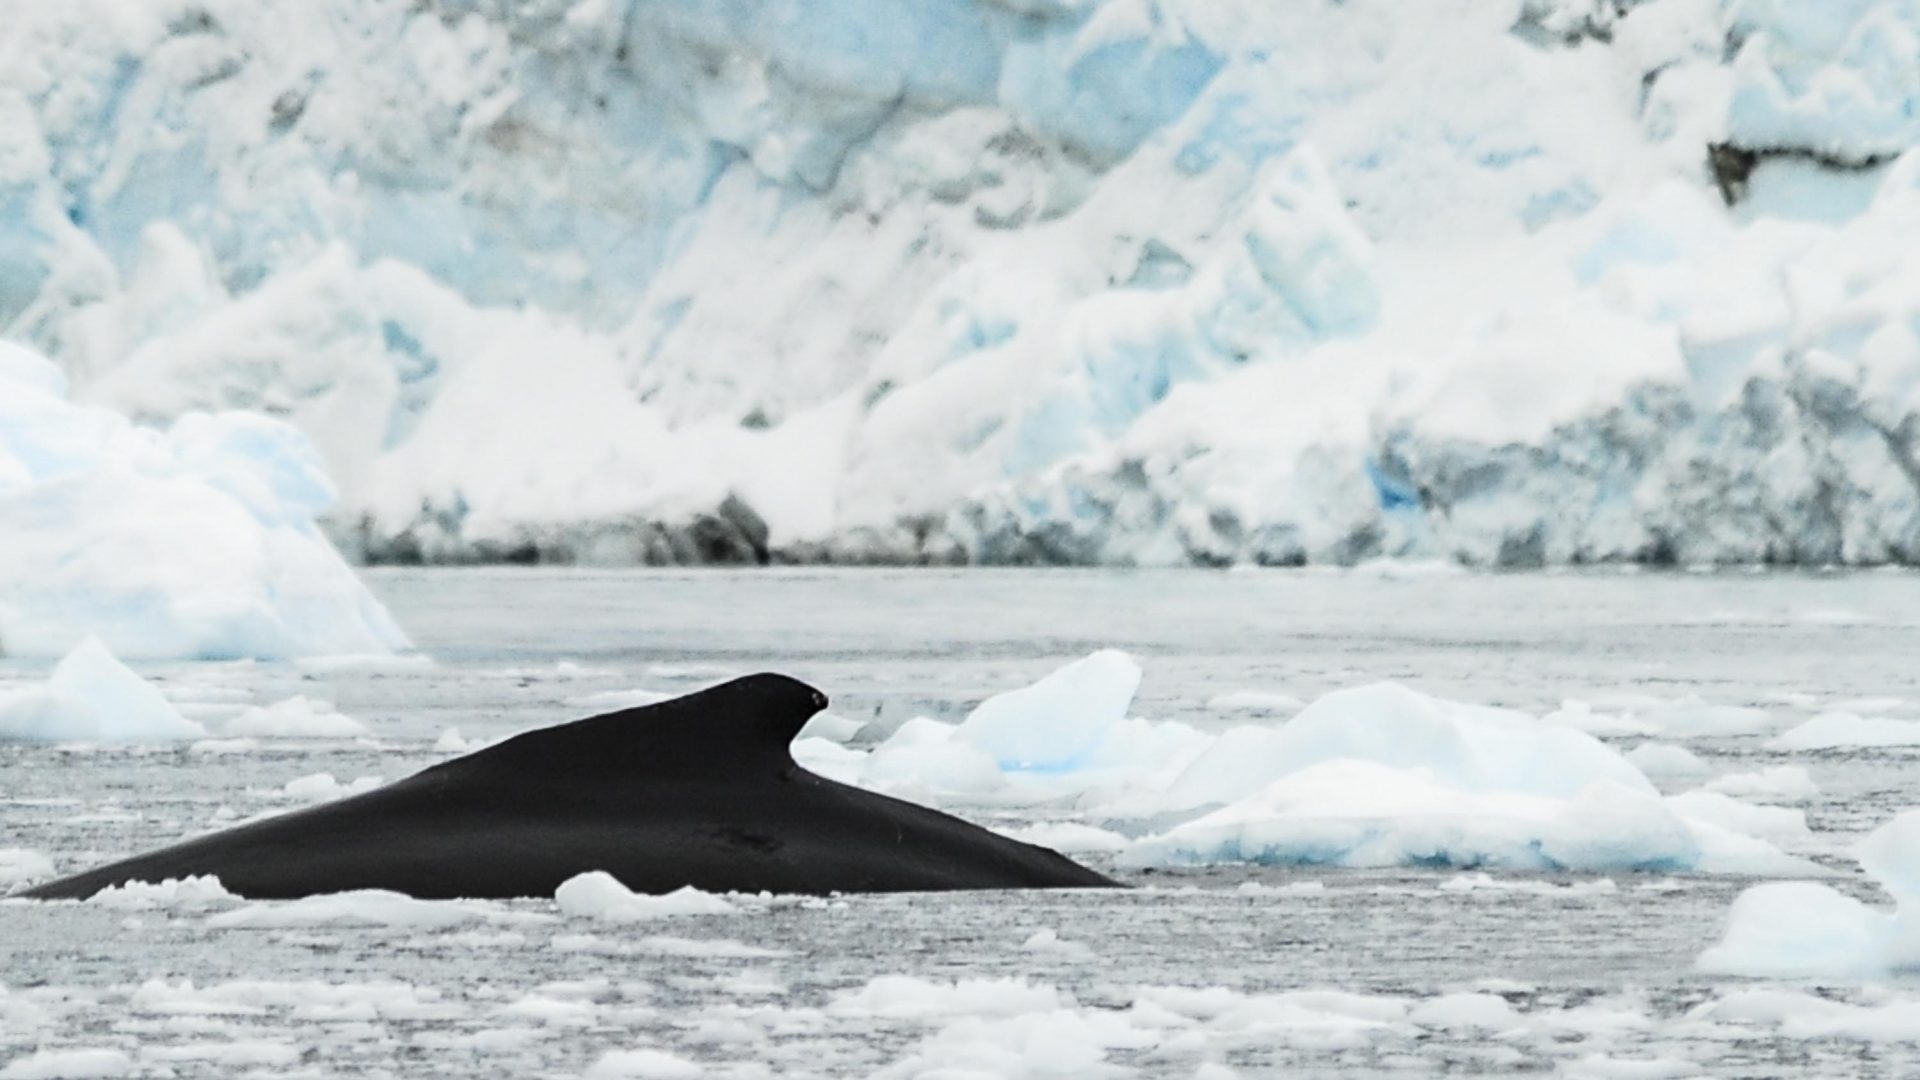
7 568 1920 1077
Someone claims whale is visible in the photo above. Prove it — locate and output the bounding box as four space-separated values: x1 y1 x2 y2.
24 673 1118 900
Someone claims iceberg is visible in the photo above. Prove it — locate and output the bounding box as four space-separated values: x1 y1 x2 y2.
1700 809 1920 978
805 652 1820 875
0 636 204 742
0 342 407 659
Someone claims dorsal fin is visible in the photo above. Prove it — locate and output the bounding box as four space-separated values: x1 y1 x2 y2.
454 673 828 781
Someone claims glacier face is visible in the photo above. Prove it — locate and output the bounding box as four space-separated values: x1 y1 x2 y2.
9 0 1920 565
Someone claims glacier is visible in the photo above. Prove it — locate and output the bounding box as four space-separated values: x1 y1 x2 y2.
9 0 1920 565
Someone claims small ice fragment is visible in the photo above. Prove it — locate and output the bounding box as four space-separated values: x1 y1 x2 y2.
554 872 736 921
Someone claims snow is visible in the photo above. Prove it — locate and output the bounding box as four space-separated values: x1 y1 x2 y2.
0 343 407 657
8 0 1920 566
0 637 204 742
1700 808 1920 977
553 873 737 922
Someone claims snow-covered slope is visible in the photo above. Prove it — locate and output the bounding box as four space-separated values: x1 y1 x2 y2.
10 0 1920 565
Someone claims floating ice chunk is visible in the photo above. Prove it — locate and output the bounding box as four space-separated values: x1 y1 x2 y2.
828 976 1066 1020
86 876 236 912
1698 881 1892 978
141 1042 299 1068
1020 928 1092 959
878 1006 1153 1078
0 637 204 742
584 1048 704 1079
1438 873 1617 897
208 891 502 930
1407 992 1521 1031
188 738 258 755
1768 712 1920 750
1124 761 1704 873
1695 989 1920 1041
818 672 1812 874
433 727 473 753
1163 683 1655 812
628 936 789 960
1701 809 1920 977
1858 810 1920 900
1560 1055 1699 1080
554 872 737 921
0 849 53 890
1701 766 1819 801
954 650 1142 771
0 1048 135 1080
1564 698 1777 740
280 773 382 802
1234 880 1326 897
1624 743 1709 779
220 696 368 738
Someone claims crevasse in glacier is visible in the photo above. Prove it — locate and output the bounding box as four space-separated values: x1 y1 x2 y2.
10 0 1920 565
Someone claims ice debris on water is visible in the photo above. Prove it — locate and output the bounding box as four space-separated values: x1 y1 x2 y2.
1702 809 1920 978
0 638 204 743
0 638 374 744
554 872 738 922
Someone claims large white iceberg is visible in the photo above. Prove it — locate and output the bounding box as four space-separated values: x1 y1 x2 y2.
799 652 1820 875
0 342 407 659
14 1 1920 565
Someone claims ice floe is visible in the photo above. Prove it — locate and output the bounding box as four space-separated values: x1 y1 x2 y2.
553 873 737 922
805 651 1825 875
1701 809 1920 977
